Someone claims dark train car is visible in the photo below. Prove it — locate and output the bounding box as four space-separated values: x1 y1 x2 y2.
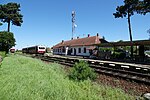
22 46 46 54
22 48 28 53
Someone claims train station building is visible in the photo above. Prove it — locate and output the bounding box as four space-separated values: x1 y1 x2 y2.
52 33 108 57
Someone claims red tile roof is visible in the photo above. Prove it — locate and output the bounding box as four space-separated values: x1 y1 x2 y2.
53 35 108 48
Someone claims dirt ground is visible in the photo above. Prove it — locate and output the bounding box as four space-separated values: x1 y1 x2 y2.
96 74 150 96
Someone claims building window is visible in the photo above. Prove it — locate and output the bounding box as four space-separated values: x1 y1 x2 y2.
62 47 65 52
84 47 86 53
78 48 81 53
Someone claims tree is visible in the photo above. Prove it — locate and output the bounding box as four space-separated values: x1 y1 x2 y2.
136 0 150 39
0 31 16 53
0 2 23 32
113 0 139 59
144 0 150 13
136 0 150 15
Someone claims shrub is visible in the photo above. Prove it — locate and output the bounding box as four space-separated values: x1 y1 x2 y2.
111 52 120 59
111 52 126 59
69 60 97 81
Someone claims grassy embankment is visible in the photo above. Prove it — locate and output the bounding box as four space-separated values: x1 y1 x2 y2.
0 55 135 100
0 51 6 58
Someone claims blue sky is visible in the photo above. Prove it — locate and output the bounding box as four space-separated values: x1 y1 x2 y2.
0 0 150 49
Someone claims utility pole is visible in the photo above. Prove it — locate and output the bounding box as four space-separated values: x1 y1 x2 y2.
72 11 75 39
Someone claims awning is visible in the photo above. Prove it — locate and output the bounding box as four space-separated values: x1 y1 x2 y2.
96 40 150 47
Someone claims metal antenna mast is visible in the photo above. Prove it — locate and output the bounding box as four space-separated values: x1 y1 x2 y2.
72 11 75 39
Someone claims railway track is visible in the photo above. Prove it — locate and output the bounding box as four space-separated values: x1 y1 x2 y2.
30 54 150 85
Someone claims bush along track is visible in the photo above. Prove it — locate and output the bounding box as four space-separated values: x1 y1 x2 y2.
68 60 97 81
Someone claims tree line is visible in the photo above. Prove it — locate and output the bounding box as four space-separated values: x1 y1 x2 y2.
0 2 23 53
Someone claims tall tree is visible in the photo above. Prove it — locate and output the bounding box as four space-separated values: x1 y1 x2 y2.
0 2 23 32
113 0 139 59
0 31 16 53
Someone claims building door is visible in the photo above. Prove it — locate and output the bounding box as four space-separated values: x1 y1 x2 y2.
74 48 76 56
67 50 71 55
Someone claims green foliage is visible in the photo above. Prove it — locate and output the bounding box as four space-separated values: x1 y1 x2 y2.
136 0 150 15
0 51 6 67
99 47 113 52
111 47 128 59
111 52 126 59
0 31 15 53
143 0 150 13
0 51 6 58
0 2 23 32
113 0 139 18
69 60 97 81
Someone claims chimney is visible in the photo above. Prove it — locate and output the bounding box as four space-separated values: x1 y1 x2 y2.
77 36 79 39
71 38 73 40
97 33 99 37
88 34 90 37
62 40 64 43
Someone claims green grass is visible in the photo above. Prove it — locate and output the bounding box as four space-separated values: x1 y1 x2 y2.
0 51 6 58
0 55 135 100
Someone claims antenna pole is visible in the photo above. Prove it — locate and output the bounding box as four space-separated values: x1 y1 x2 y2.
72 11 75 39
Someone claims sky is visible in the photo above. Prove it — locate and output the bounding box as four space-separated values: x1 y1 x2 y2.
0 0 150 50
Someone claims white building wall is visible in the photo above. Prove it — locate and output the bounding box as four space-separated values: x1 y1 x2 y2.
70 46 91 56
53 46 94 57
